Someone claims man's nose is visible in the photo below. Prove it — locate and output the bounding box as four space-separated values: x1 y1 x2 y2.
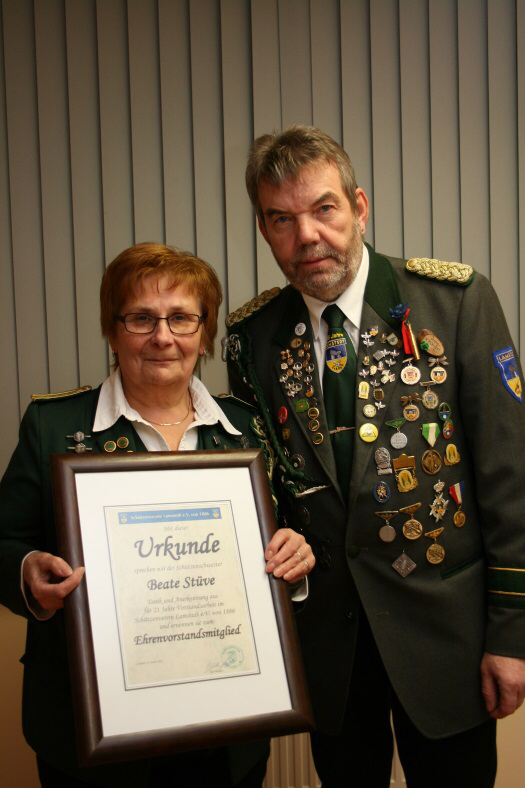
295 216 321 245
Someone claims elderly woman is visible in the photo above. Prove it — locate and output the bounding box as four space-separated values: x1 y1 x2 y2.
0 243 314 788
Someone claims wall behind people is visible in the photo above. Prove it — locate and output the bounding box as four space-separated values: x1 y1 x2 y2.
1 0 524 476
0 1 524 785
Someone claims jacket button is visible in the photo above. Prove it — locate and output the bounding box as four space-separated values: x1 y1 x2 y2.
347 545 360 559
346 612 354 621
296 505 311 525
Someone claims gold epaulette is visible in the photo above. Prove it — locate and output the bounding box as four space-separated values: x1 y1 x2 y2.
406 258 474 286
31 385 92 401
226 287 281 327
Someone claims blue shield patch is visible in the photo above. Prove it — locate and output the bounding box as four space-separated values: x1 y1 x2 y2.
492 346 523 403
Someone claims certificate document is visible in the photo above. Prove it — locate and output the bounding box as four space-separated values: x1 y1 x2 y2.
104 500 259 689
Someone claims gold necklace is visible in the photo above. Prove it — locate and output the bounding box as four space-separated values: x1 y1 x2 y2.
146 394 192 427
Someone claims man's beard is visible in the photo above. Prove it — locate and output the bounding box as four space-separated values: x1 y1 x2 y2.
282 220 363 302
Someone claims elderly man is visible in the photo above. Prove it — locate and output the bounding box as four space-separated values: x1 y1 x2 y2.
225 125 525 787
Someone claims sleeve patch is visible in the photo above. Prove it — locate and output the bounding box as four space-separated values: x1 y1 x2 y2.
492 347 523 403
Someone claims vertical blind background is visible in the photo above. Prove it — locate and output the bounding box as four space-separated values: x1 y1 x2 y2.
1 0 524 477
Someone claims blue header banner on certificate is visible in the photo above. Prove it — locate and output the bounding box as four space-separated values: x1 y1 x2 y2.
51 449 313 766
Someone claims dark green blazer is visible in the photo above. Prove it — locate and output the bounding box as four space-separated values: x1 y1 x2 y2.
227 246 525 738
0 386 269 786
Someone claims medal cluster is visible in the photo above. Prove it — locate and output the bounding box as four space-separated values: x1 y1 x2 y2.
358 307 466 578
277 323 325 449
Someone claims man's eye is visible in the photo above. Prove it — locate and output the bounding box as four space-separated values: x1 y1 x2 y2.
274 215 289 225
170 314 187 322
319 204 333 213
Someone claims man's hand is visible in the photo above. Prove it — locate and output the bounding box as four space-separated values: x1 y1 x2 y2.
265 528 315 584
23 551 85 611
481 652 525 719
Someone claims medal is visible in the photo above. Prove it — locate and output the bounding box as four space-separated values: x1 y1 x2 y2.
386 418 408 449
430 365 447 384
421 448 442 475
392 552 417 577
429 356 448 384
392 453 418 492
401 393 421 422
399 502 423 540
375 510 399 542
400 358 421 385
424 527 445 564
420 382 439 409
278 406 288 424
290 337 302 348
449 481 466 527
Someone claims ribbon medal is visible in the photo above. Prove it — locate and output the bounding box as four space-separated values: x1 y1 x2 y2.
449 481 466 527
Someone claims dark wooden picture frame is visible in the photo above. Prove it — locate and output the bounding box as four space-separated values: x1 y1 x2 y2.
51 449 313 767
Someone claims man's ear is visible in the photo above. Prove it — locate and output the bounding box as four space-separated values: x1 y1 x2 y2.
258 216 270 244
355 188 369 232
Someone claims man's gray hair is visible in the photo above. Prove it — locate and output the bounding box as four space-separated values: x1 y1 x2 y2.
246 125 358 221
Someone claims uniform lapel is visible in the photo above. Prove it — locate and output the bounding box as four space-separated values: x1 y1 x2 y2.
272 288 339 487
347 248 402 512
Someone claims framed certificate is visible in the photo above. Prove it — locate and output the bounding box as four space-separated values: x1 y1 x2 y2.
51 449 313 766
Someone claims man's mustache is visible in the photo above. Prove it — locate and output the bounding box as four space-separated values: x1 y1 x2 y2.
291 245 344 265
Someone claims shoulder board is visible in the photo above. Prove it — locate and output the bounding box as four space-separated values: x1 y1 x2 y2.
216 393 256 412
226 287 281 327
31 385 92 402
406 258 474 286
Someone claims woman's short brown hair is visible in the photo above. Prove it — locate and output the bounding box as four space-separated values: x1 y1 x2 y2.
100 242 222 358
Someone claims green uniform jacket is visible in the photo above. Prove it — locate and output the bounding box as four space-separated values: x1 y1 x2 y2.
0 386 269 786
226 246 525 738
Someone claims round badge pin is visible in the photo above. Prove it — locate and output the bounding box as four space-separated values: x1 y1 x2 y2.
295 323 306 336
359 423 379 442
363 404 377 418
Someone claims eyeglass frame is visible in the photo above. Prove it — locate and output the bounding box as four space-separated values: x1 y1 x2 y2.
115 312 206 336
